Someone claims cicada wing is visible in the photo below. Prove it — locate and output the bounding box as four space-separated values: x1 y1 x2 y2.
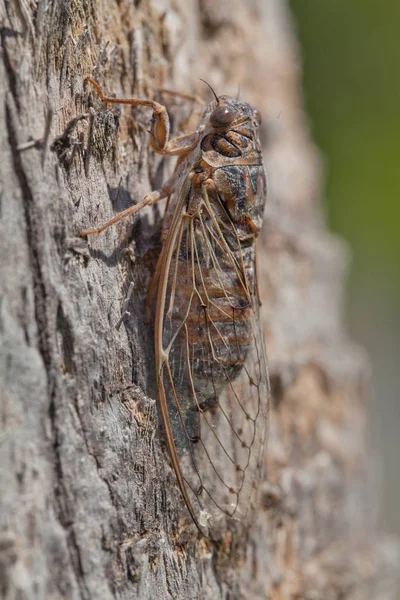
178 309 269 535
155 183 269 536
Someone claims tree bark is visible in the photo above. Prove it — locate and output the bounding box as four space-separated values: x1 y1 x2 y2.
0 1 397 599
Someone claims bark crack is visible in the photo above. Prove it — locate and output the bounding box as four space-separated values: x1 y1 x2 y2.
5 100 52 373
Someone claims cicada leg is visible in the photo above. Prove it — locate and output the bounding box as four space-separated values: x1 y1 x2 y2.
79 185 171 237
152 87 205 106
84 77 200 155
79 78 201 237
154 88 206 137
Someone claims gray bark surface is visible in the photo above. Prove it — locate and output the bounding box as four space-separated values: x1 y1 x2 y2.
0 1 398 599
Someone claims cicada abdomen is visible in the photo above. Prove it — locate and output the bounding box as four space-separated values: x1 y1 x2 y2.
155 97 269 537
80 80 269 538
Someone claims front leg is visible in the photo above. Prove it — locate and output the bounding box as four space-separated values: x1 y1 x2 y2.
84 77 200 155
79 79 202 236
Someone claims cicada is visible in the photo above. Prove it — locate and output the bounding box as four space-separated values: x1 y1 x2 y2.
81 78 270 537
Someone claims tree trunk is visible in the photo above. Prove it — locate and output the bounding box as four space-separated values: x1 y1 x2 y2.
0 1 397 598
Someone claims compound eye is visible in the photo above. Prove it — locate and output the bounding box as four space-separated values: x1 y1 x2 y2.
254 109 262 125
210 105 236 128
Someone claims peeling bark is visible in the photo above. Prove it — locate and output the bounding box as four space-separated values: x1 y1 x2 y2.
0 1 398 599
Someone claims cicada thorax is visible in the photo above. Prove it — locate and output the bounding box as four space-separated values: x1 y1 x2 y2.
200 116 267 239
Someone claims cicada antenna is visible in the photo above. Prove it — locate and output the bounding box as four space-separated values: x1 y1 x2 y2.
199 78 219 103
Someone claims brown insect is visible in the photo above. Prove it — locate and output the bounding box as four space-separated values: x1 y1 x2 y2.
81 77 270 537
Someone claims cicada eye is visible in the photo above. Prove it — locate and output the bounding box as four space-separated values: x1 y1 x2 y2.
254 109 262 125
210 105 236 128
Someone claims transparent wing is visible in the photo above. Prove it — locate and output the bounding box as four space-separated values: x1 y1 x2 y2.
155 181 269 537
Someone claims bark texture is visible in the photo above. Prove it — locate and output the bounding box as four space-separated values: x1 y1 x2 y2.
0 1 398 599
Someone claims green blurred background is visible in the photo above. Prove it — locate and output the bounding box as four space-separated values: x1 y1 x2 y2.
290 0 400 553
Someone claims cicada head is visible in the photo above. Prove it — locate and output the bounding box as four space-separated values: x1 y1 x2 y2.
207 95 262 131
200 95 264 167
